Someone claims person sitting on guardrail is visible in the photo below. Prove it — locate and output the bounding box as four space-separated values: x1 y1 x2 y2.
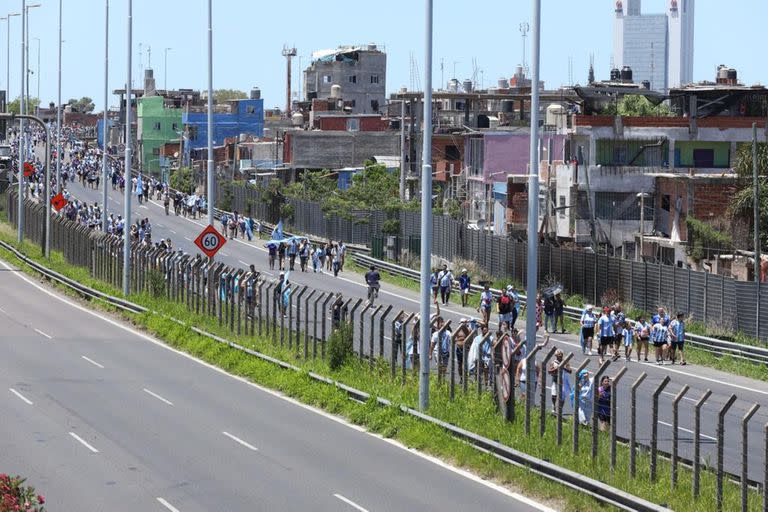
667 312 687 365
634 315 651 362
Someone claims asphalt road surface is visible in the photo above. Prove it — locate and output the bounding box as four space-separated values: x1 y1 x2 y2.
64 176 768 482
0 255 556 512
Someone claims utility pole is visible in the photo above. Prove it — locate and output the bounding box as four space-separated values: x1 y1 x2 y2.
17 0 25 245
3 14 21 100
206 0 214 226
33 36 39 103
123 0 132 295
754 122 761 283
525 0 541 406
418 0 433 412
399 99 406 201
519 22 530 75
282 45 297 115
56 0 62 191
101 0 109 231
163 47 171 91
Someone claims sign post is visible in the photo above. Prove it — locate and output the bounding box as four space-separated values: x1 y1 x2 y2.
50 192 67 212
194 224 226 259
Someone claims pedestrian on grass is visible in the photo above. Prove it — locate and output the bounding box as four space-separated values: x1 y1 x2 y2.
458 268 471 307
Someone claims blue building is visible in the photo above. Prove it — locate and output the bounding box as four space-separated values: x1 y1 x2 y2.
96 117 115 148
182 98 264 150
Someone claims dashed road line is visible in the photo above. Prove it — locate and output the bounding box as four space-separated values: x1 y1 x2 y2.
34 328 52 339
222 431 258 451
9 388 33 405
333 494 370 512
81 355 105 369
156 497 181 512
143 388 174 406
69 432 99 453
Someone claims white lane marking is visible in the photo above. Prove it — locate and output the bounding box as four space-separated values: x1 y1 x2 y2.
239 260 249 266
0 306 6 314
170 230 177 235
333 494 370 512
143 388 174 406
156 497 181 512
0 256 574 512
81 355 105 369
140 205 149 209
222 431 258 451
157 224 164 228
69 432 99 453
658 420 717 441
9 388 33 405
184 236 192 241
661 390 697 403
34 328 52 339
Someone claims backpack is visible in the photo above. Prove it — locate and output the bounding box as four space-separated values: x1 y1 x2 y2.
499 294 511 313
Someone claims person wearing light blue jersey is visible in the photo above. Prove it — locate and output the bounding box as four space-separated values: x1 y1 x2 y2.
596 307 615 365
579 305 597 355
667 312 687 365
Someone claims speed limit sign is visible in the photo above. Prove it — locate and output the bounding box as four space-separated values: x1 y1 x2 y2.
194 224 226 258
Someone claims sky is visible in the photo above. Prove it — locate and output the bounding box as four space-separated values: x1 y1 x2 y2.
0 0 765 112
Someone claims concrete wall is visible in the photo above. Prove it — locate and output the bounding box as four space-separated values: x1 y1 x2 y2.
284 131 399 169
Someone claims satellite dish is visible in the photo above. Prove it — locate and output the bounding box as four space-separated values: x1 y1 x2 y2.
173 152 179 158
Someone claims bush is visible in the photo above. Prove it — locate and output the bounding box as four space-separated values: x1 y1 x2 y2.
0 474 46 511
328 321 354 370
381 219 400 236
169 167 194 194
147 270 166 298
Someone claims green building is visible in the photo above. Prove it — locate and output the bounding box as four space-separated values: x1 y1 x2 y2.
137 96 182 178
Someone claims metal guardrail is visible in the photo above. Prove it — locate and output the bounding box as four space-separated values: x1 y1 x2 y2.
352 252 768 366
0 240 670 512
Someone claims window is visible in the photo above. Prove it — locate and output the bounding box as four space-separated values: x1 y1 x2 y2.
445 144 460 161
370 99 379 112
370 75 379 84
246 105 256 114
323 75 332 84
347 118 360 132
171 123 179 131
612 144 627 165
662 194 671 212
693 148 715 168
559 196 566 218
152 147 160 156
153 122 161 131
347 75 357 84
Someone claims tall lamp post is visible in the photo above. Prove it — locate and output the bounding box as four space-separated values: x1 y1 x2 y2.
418 0 433 412
24 3 40 117
163 47 171 92
2 13 20 99
32 36 39 103
17 0 26 244
206 0 214 227
636 192 649 262
101 0 109 231
56 0 61 191
123 0 132 295
524 0 542 405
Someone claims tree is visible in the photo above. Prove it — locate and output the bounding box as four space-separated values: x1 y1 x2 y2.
728 141 768 250
67 96 95 113
169 166 194 194
213 89 247 103
601 95 673 117
7 96 40 115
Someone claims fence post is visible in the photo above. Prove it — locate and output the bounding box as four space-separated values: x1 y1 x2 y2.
741 403 760 512
450 328 459 401
312 292 323 359
369 305 383 370
379 304 393 359
321 294 334 359
692 389 712 498
390 310 405 379
556 352 574 446
539 346 557 437
304 290 317 359
572 359 590 454
402 313 417 385
671 384 690 488
477 332 493 397
630 372 647 478
280 286 287 348
287 288 294 349
591 360 612 460
716 394 738 512
610 366 627 471
258 280 266 336
763 423 767 512
358 303 372 361
523 344 543 436
294 286 308 356
650 376 671 482
464 328 476 394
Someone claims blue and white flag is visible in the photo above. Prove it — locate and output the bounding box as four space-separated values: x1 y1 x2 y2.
271 219 284 241
136 174 144 196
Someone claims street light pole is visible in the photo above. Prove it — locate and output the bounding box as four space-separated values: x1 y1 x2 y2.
3 14 20 100
163 47 171 92
101 0 108 231
418 0 433 412
754 122 761 283
56 0 61 191
17 0 25 245
123 0 132 295
525 0 541 405
33 36 39 103
206 0 214 227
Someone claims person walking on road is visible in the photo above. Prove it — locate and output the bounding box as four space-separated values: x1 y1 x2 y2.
478 284 493 325
651 315 668 365
597 307 615 365
439 267 453 305
458 268 471 307
667 312 687 365
554 293 566 333
634 315 651 362
332 243 342 277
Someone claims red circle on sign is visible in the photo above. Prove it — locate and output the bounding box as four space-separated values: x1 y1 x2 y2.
194 224 227 258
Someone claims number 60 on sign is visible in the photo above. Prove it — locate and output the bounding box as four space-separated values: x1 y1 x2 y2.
194 225 226 258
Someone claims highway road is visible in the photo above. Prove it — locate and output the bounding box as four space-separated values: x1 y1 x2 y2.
0 255 555 511
64 175 768 482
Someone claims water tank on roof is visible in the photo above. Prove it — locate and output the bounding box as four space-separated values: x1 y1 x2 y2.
620 66 633 83
250 87 261 100
717 64 729 81
498 78 509 89
546 104 566 127
448 79 460 93
291 112 304 127
367 43 377 51
463 79 473 93
610 68 621 81
515 64 524 77
641 80 651 90
330 84 342 99
727 68 738 81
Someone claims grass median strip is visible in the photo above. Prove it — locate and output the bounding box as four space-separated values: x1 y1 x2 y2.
0 219 763 512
